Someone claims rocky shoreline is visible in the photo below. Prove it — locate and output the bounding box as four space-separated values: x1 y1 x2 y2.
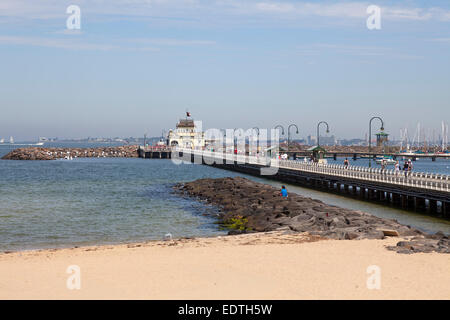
1 145 139 160
175 177 450 254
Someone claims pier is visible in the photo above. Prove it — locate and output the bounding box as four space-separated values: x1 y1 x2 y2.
138 146 450 161
138 146 172 159
170 149 450 218
282 151 450 161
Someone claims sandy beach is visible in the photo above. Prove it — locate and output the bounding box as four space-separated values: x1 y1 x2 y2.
1 232 449 300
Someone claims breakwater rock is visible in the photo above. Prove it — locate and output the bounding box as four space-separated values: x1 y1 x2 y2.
175 177 449 254
2 145 139 160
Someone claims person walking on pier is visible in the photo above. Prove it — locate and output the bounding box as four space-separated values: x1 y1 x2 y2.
403 161 409 178
280 186 288 198
380 159 387 173
408 159 413 177
395 160 400 175
344 158 349 169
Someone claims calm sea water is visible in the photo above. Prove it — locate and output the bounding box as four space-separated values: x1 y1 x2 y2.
0 143 449 252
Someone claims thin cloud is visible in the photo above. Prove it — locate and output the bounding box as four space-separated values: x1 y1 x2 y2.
295 43 424 59
254 1 368 18
130 38 216 46
429 38 450 43
0 35 213 51
296 43 390 56
228 1 450 21
52 29 84 35
0 0 449 23
0 35 160 51
0 35 117 50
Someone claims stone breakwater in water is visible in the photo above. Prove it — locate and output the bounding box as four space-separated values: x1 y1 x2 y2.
175 177 450 254
1 145 139 160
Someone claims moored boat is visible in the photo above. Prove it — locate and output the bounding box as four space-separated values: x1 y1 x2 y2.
376 156 396 165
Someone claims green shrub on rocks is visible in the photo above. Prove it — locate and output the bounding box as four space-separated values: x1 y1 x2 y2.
223 215 251 231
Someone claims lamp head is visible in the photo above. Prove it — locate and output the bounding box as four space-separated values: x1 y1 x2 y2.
381 126 384 131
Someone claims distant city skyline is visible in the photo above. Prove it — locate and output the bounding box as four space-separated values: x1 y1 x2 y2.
12 129 446 149
1 0 449 141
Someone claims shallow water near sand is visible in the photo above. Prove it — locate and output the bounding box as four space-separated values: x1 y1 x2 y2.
0 143 449 252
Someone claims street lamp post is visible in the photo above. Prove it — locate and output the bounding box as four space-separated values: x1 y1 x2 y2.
288 124 299 153
274 125 285 136
317 121 330 147
220 128 227 153
273 125 285 158
368 116 385 168
253 127 260 155
234 128 244 154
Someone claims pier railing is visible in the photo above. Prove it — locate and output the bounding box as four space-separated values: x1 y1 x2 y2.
177 149 450 193
278 160 450 193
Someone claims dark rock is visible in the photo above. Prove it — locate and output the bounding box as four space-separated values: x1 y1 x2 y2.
228 230 246 235
344 232 360 240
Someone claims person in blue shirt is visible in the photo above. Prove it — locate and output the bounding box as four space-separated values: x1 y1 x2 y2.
280 185 288 198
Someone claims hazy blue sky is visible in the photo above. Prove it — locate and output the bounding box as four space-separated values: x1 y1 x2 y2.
0 0 449 141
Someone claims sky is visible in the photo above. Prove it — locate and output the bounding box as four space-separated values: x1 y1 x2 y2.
0 0 449 141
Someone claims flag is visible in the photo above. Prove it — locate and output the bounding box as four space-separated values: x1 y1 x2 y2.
186 111 191 117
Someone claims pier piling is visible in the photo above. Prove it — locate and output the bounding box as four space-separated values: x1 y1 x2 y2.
443 202 449 218
415 197 426 211
429 200 438 214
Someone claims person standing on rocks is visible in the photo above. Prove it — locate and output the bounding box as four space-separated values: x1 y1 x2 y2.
280 186 288 198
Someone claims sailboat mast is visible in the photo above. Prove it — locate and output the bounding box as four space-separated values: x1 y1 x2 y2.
400 129 403 151
417 122 420 148
443 121 446 151
446 123 449 151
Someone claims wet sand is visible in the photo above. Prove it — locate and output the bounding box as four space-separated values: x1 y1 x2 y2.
1 232 449 300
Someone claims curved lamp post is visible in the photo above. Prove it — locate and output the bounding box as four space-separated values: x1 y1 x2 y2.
274 125 286 144
274 125 285 136
273 125 285 158
252 127 260 154
288 124 299 152
220 128 227 152
317 121 330 147
234 128 245 154
368 116 385 168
